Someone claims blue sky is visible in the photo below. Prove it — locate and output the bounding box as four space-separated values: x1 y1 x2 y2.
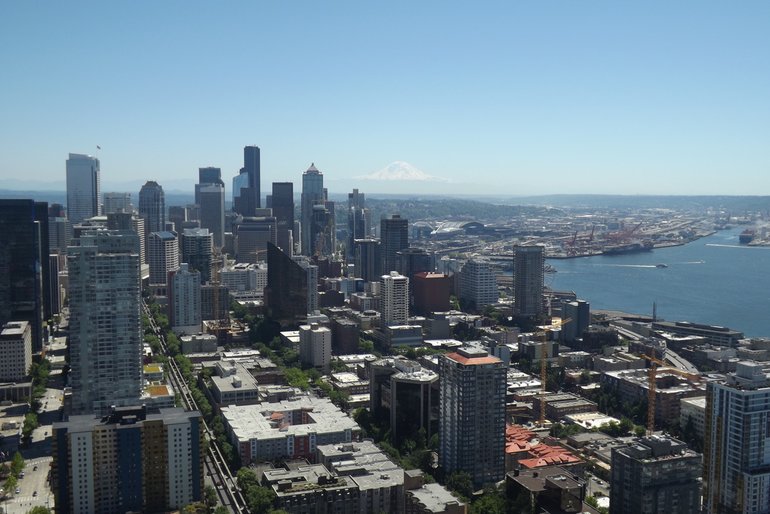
1 1 769 195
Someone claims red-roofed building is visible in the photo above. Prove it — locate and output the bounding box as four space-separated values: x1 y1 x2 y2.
519 444 584 475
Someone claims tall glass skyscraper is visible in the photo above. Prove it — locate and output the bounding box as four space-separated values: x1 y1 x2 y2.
300 163 324 256
138 181 166 234
66 153 101 224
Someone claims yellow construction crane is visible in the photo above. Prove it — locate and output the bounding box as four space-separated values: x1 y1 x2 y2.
537 317 571 426
645 353 702 435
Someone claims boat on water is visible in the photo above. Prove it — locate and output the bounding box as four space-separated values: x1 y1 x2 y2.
655 263 668 268
602 241 654 256
739 229 756 244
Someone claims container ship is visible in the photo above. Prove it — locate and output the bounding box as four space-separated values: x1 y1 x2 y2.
602 240 655 256
739 229 756 244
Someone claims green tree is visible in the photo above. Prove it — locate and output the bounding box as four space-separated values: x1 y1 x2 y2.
446 470 474 500
10 452 24 476
469 488 506 514
26 507 52 514
203 484 218 511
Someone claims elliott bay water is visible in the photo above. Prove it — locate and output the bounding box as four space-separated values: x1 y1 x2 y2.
547 226 770 337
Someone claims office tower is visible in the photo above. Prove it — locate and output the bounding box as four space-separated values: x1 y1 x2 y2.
168 205 186 233
52 406 204 514
330 317 360 354
704 361 770 513
0 200 51 352
380 214 409 275
370 356 439 443
310 202 335 257
412 272 451 315
48 216 71 254
380 271 409 327
395 247 433 280
458 259 498 310
234 213 277 264
103 192 133 214
439 347 506 488
49 203 66 218
199 183 225 248
181 228 213 284
195 166 223 204
48 254 61 316
168 264 201 335
355 238 381 283
233 145 261 216
514 245 545 318
147 231 179 285
0 321 32 382
271 182 295 255
299 323 332 371
347 189 370 260
301 163 324 255
265 242 318 321
138 181 166 234
68 230 142 415
66 152 101 224
611 435 701 514
440 347 506 487
562 300 590 343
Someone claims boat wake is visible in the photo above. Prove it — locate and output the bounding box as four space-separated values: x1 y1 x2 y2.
596 264 657 268
706 244 770 250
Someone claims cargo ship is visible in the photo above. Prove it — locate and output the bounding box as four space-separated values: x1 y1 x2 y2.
602 241 654 256
739 229 756 244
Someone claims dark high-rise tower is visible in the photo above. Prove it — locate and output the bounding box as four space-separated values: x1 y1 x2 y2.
354 239 381 283
195 167 223 205
234 146 261 216
380 214 409 275
301 163 324 255
138 181 166 235
0 200 51 352
271 182 294 254
347 189 370 260
513 245 545 319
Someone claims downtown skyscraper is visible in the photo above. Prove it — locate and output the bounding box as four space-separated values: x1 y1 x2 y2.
68 230 142 415
138 180 166 234
197 168 225 248
380 214 409 275
300 163 324 256
66 153 101 224
513 245 545 319
271 182 294 255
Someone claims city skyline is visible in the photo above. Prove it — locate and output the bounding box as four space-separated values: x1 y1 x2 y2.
1 2 770 195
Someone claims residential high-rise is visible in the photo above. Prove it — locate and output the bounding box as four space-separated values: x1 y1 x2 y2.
458 259 498 310
514 245 545 318
0 199 51 352
103 192 133 214
380 271 409 327
265 242 317 321
355 238 381 283
199 183 225 248
0 321 32 382
52 406 204 514
271 182 295 255
138 181 166 235
181 228 213 283
168 264 201 335
562 300 590 343
300 163 324 255
380 214 409 275
68 230 142 415
147 231 179 285
299 323 332 371
66 153 101 224
439 347 506 488
705 361 770 513
610 435 701 514
200 284 229 322
107 212 147 266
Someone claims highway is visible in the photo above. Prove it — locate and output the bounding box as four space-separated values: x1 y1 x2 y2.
142 300 247 513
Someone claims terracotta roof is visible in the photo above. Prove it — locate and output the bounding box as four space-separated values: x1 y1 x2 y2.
445 352 501 366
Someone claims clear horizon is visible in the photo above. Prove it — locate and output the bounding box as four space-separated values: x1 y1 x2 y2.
2 1 769 195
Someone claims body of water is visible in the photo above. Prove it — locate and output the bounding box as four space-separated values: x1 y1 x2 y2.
547 227 770 337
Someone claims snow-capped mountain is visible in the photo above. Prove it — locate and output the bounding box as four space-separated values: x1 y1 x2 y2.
357 161 449 182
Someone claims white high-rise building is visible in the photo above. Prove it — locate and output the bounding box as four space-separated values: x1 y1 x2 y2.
458 259 498 310
0 321 32 381
299 323 332 371
705 361 770 513
66 153 101 224
68 230 142 415
168 264 201 335
380 271 409 327
147 231 179 285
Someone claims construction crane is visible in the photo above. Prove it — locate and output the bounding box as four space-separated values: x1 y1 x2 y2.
537 318 571 426
644 353 703 435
